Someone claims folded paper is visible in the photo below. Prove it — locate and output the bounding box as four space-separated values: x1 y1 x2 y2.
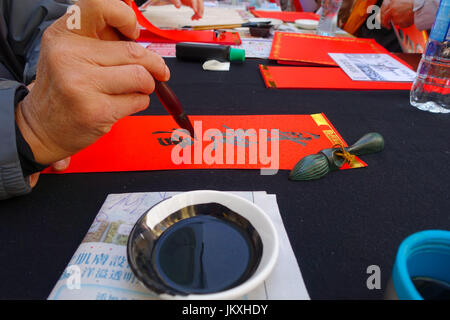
269 32 389 66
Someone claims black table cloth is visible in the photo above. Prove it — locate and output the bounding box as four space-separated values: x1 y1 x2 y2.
0 59 449 299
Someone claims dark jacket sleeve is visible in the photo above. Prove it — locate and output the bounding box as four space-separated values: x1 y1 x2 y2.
0 0 69 200
0 0 71 83
0 80 30 200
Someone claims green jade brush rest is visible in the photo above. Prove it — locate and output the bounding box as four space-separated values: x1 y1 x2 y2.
289 132 385 181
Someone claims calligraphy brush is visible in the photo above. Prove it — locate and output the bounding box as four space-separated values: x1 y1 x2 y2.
122 0 195 137
154 80 195 138
289 133 385 181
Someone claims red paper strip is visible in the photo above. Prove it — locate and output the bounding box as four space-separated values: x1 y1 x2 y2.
137 29 241 45
250 10 320 22
269 32 389 66
276 60 337 67
127 0 241 45
43 115 366 174
259 65 412 90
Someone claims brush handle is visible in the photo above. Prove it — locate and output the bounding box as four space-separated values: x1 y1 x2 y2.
154 81 183 117
346 133 384 156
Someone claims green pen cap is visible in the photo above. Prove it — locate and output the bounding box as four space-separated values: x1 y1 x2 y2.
229 47 245 62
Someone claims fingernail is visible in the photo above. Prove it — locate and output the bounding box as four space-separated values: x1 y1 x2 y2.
164 65 170 80
53 158 70 171
135 24 141 39
53 163 65 171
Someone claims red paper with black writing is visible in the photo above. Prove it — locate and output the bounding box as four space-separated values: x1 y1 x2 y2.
259 65 413 90
269 32 390 66
43 114 366 174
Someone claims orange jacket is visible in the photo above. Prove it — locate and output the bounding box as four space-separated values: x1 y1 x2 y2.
343 0 378 35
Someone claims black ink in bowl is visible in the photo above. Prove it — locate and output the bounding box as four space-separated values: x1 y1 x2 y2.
153 215 258 294
127 200 264 297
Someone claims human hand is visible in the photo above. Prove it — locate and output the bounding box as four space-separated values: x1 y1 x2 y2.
140 0 203 20
381 0 414 29
15 0 170 166
140 0 204 20
170 0 204 20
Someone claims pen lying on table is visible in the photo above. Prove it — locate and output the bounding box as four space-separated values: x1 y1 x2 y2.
182 21 272 31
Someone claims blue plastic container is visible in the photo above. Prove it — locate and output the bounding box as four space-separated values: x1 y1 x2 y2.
388 230 450 300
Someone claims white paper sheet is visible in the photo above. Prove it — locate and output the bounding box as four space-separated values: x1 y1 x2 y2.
328 53 416 82
48 191 309 300
233 38 273 59
142 5 246 28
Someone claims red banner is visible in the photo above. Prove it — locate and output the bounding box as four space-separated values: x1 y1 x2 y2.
43 114 366 174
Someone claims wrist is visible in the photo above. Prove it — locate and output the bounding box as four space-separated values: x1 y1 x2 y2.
15 120 48 176
15 96 61 165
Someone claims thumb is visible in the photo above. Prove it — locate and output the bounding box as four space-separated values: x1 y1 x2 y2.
52 157 71 172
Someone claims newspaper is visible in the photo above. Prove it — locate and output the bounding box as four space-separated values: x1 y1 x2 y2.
329 53 416 82
48 191 309 300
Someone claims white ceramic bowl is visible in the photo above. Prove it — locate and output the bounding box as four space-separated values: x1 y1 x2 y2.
127 190 279 300
295 19 319 30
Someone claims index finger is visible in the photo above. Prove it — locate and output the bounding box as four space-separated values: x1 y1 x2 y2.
197 0 204 19
81 39 170 81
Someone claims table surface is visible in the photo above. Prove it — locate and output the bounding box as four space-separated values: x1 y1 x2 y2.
0 58 449 300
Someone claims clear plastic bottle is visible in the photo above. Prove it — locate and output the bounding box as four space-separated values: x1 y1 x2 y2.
410 1 450 113
316 0 343 37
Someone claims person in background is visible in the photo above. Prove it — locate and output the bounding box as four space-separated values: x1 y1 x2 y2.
299 0 320 11
280 0 319 12
380 0 440 31
339 0 402 51
137 0 204 20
